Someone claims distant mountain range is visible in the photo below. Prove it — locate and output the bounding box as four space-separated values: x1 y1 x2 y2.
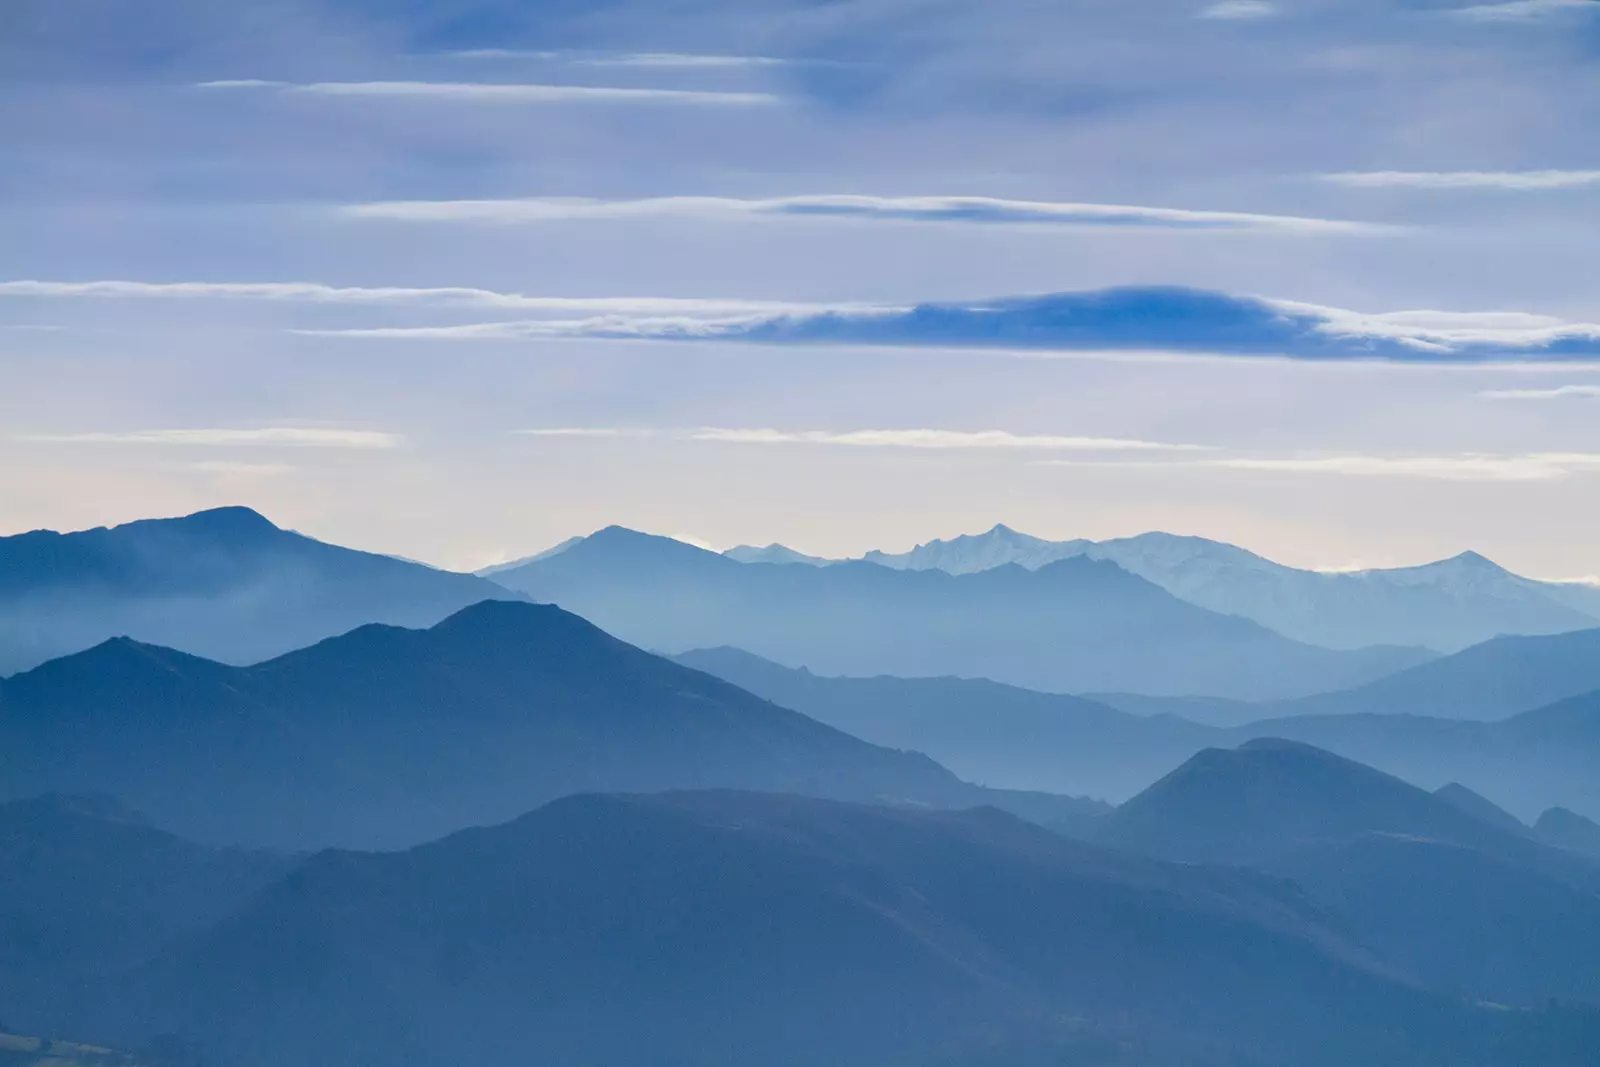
1099 623 1600 724
677 646 1600 820
723 524 1600 652
25 788 1600 1067
0 507 521 674
0 599 1101 849
489 527 1430 701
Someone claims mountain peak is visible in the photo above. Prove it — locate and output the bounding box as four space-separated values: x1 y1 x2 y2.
153 506 281 536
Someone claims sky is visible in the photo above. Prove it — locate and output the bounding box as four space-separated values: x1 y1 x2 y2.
3 0 1600 577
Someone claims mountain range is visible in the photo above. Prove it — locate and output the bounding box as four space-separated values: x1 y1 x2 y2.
0 599 1102 849
18 787 1600 1067
488 526 1430 700
0 507 520 675
677 645 1600 820
725 524 1600 652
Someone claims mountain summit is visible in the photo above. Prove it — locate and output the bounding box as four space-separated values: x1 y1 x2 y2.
0 507 521 674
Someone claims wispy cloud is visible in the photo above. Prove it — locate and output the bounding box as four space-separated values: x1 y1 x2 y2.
199 79 779 106
21 428 401 449
441 50 791 67
320 287 1600 363
344 194 1381 234
1198 1 1280 19
516 429 1600 481
575 53 791 68
1042 452 1600 482
514 426 1209 452
1480 384 1600 400
1451 0 1596 21
1205 454 1584 482
15 278 1600 363
0 279 830 317
1322 170 1600 190
687 428 1213 451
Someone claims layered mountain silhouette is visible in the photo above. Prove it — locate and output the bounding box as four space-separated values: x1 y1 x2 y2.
677 646 1600 818
89 791 1600 1067
1098 740 1600 1008
488 528 1430 700
0 794 291 1033
674 646 1217 799
0 507 521 674
728 524 1600 652
1433 782 1530 835
0 600 1102 849
1273 626 1600 721
1539 807 1600 858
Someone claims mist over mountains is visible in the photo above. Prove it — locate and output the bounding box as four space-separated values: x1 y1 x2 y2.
677 645 1600 820
0 507 520 675
5 506 1600 1066
488 526 1430 700
725 524 1600 652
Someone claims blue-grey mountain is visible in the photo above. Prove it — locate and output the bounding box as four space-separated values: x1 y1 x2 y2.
98 791 1600 1067
491 527 1430 701
678 646 1600 819
738 524 1600 652
0 507 521 675
0 600 1101 849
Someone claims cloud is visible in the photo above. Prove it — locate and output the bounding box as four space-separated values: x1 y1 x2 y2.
0 279 831 317
21 428 401 449
1322 170 1600 190
515 429 1600 482
574 53 792 69
513 426 1209 451
686 428 1212 451
1039 452 1600 482
344 194 1381 234
15 278 1600 363
358 287 1599 363
1452 0 1596 21
200 79 779 106
441 50 790 67
1204 454 1584 481
1480 384 1600 400
1198 1 1280 19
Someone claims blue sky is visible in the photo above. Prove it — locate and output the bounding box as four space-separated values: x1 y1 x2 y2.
4 0 1600 577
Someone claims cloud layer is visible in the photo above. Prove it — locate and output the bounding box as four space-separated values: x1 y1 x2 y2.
11 278 1599 363
198 80 779 106
350 287 1600 363
0 279 831 316
345 194 1380 234
21 428 401 449
1323 170 1600 190
517 426 1600 483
